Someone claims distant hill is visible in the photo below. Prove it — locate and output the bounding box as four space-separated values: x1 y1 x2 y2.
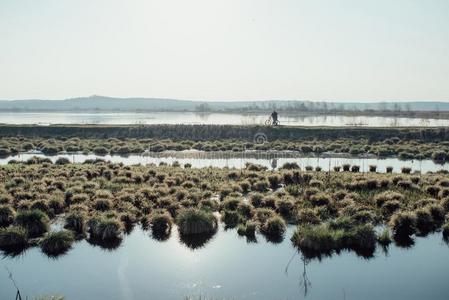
0 96 197 112
0 95 449 112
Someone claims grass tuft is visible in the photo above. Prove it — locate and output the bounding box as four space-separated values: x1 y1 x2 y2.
389 211 416 237
0 226 28 251
40 230 75 256
15 209 50 238
0 205 15 227
177 208 217 235
149 211 173 238
261 216 286 240
64 211 87 234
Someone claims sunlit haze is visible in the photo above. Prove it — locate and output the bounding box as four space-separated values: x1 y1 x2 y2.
1 0 448 101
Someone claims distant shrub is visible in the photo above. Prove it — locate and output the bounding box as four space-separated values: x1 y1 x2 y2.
55 157 71 165
42 145 59 155
401 167 412 174
350 165 360 173
432 151 449 162
93 147 108 155
280 162 300 170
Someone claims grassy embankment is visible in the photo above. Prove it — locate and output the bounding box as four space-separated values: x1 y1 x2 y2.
0 125 449 161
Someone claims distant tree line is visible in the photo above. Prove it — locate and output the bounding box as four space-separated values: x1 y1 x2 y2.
195 101 424 114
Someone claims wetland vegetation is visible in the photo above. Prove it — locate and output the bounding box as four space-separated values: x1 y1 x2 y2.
1 158 449 258
2 134 449 162
1 126 449 298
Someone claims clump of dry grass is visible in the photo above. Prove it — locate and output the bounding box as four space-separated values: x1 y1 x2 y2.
1 159 448 253
176 208 217 235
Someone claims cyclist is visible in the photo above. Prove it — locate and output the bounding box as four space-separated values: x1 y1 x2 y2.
271 110 278 125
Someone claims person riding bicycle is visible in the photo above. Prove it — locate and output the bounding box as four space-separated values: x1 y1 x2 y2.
271 110 278 125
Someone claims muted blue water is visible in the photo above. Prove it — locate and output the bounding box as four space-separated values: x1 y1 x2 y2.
1 226 449 300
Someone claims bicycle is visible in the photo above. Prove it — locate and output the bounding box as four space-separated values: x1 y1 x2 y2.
265 116 280 126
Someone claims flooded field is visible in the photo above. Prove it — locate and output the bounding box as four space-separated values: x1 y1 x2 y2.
1 152 449 174
2 152 449 299
1 112 449 127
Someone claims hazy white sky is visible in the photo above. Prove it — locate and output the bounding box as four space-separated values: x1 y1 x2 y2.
1 0 449 101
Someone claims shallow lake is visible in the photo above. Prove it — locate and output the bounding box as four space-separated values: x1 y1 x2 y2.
1 112 448 127
1 152 449 174
1 225 449 300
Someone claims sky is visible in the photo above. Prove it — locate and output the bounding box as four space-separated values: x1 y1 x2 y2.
0 0 449 102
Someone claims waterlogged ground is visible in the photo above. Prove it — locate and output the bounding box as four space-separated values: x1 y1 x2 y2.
1 152 449 174
1 160 449 299
1 111 449 127
1 226 449 300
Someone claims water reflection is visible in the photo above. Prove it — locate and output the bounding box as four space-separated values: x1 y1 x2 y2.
1 225 449 299
179 230 217 250
285 252 312 298
1 111 449 127
1 246 30 259
270 158 277 170
262 232 284 244
299 256 312 297
443 235 449 245
149 223 172 242
2 152 449 174
87 236 123 250
151 229 171 242
245 235 258 244
123 223 136 235
40 240 74 259
296 245 376 262
393 235 415 249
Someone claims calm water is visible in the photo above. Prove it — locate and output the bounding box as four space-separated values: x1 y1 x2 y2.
0 112 448 127
1 225 449 300
1 152 449 174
